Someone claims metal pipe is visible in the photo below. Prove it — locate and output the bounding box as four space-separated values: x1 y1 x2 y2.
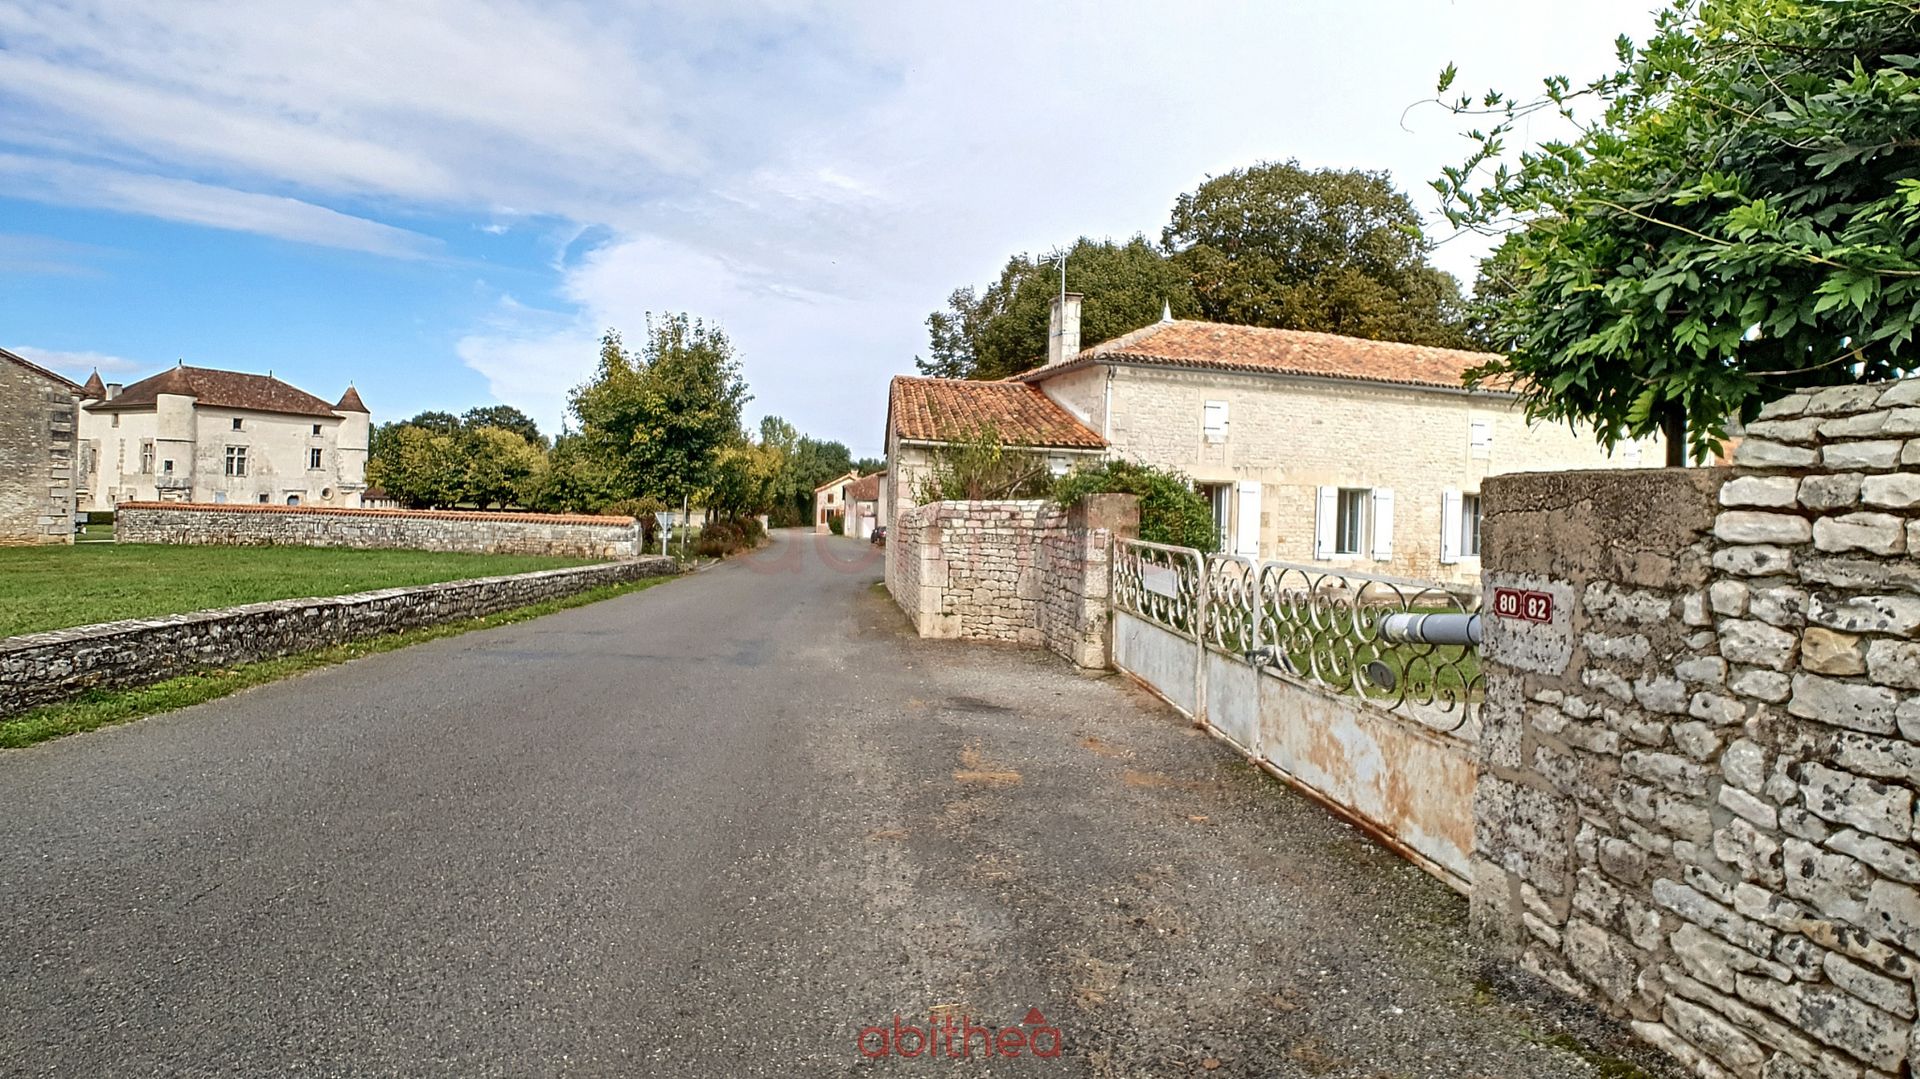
1377 611 1482 646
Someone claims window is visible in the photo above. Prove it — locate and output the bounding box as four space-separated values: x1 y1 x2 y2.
1317 486 1395 561
139 440 154 475
213 491 227 504
1203 400 1229 443
232 418 244 431
1334 488 1368 555
311 424 322 436
1441 489 1481 564
1469 419 1493 459
308 448 323 469
257 493 269 503
161 459 173 476
286 495 301 506
111 414 119 428
225 446 248 476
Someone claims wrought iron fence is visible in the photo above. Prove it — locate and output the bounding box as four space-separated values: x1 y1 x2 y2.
1114 539 1482 733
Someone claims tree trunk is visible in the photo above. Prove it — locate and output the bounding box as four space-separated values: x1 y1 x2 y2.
1662 410 1687 468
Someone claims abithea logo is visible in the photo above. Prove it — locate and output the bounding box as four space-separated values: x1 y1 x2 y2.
857 1007 1064 1059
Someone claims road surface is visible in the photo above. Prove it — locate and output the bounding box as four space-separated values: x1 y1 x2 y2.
0 531 1660 1077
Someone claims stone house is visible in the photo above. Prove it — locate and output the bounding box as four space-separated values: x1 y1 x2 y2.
0 347 81 545
75 365 370 511
884 294 1659 582
812 469 859 532
843 471 883 539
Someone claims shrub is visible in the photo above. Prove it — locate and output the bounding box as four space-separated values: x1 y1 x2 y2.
912 425 1053 502
602 496 667 548
827 511 845 535
1052 459 1218 551
693 516 766 558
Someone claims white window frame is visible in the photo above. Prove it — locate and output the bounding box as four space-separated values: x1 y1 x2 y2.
1469 419 1493 459
308 447 324 470
1461 493 1483 558
225 445 248 477
1316 485 1394 561
138 440 154 475
1233 481 1262 557
1441 489 1482 564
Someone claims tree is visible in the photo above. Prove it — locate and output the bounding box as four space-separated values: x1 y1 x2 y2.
368 425 462 508
525 431 621 513
915 236 1197 380
462 405 545 448
1430 0 1920 463
570 317 751 505
1164 160 1474 348
402 410 463 435
459 427 544 509
707 434 786 520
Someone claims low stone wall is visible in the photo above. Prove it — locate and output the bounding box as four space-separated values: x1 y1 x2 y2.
886 495 1137 668
1474 378 1920 1078
116 502 640 559
0 557 676 716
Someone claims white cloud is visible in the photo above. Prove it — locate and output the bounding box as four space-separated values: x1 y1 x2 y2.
0 155 437 258
0 0 1662 449
9 345 146 380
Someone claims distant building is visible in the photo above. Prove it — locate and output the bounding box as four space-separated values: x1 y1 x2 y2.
844 471 883 539
75 364 370 511
0 347 81 545
813 469 859 533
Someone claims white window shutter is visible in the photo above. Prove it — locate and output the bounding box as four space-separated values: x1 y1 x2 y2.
1370 488 1395 561
1234 481 1262 557
1203 400 1229 443
1440 488 1462 564
1314 486 1337 560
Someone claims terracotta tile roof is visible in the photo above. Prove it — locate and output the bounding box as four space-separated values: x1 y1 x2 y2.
888 376 1105 449
813 469 859 494
846 471 883 501
0 347 81 391
1013 320 1502 392
116 502 636 525
334 385 369 413
85 364 342 417
80 370 107 399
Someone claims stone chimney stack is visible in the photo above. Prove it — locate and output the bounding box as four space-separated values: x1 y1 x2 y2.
105 383 121 400
1047 292 1083 367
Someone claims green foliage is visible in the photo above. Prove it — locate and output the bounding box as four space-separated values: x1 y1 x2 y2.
826 510 845 535
523 431 622 514
1431 0 1920 460
912 425 1055 502
462 405 545 447
707 434 787 520
1050 459 1218 551
762 417 857 527
1165 160 1475 348
916 236 1197 380
367 420 544 509
570 318 751 505
693 516 766 558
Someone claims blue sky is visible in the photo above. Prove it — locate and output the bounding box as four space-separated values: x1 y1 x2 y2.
0 1 1657 460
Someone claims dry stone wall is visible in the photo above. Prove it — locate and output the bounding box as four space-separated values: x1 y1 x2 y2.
0 357 77 545
1475 379 1920 1079
886 495 1137 668
0 557 676 716
117 502 640 559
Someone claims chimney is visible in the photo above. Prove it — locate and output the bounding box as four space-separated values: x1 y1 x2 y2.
106 383 122 400
1047 292 1083 366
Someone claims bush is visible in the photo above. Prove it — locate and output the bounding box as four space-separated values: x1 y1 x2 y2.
1052 459 1218 551
694 516 766 558
602 496 667 548
826 511 845 535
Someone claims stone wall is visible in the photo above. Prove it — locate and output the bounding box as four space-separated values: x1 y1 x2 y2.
0 557 677 716
0 354 77 545
1474 379 1920 1078
886 495 1138 668
117 502 640 559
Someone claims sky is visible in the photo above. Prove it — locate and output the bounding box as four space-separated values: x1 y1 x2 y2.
0 1 1659 461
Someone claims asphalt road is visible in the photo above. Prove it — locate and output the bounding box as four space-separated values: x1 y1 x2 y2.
0 531 1663 1078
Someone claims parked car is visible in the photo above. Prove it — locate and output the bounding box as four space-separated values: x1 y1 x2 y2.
870 525 886 547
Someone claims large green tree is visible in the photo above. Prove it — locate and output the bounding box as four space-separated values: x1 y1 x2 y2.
915 236 1196 380
570 318 751 505
462 405 545 448
1431 0 1920 462
1163 160 1474 348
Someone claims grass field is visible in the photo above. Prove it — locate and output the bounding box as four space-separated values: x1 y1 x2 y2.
0 544 594 639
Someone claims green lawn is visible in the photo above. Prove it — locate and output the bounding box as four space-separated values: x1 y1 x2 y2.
0 545 594 638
